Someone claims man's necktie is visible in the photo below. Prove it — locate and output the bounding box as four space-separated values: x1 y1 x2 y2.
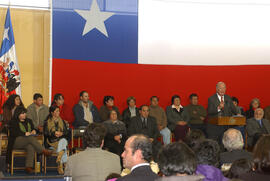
221 96 224 104
143 118 147 128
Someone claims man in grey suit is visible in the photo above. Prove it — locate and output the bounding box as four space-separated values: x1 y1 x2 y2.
117 134 159 181
207 82 238 142
246 108 270 147
64 123 121 181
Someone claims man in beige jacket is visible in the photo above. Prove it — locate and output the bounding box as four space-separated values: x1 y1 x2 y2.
65 123 121 181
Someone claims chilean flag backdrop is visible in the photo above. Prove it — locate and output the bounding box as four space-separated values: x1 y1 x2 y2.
52 0 270 116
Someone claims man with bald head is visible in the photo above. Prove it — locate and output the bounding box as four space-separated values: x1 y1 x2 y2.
246 108 270 147
220 128 252 165
117 134 158 181
207 82 238 141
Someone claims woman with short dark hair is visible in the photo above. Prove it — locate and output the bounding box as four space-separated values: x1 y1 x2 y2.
166 95 190 141
226 159 253 179
6 106 52 173
194 139 228 181
245 98 260 119
122 96 139 128
99 96 122 122
103 110 127 156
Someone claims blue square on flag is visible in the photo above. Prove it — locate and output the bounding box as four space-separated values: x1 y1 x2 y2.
53 0 138 64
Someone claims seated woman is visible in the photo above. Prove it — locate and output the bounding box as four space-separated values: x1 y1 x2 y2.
44 105 69 175
1 94 24 133
103 110 127 156
240 135 270 181
194 139 228 181
99 96 122 122
6 106 52 174
166 95 190 141
245 98 260 119
231 97 245 116
122 96 139 128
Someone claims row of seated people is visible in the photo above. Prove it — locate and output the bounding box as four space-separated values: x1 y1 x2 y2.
3 103 162 175
3 101 268 177
72 89 270 143
1 83 270 151
63 123 270 181
1 82 270 167
1 92 269 175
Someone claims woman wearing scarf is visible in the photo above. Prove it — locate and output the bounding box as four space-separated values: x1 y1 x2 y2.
44 105 69 174
7 106 52 174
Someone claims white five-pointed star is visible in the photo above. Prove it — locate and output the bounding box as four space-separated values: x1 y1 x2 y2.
3 27 9 41
75 0 115 37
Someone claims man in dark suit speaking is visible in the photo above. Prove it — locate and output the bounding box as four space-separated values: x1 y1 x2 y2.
207 81 238 141
117 134 159 181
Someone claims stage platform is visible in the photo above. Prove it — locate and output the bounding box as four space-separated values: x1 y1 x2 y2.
0 156 66 180
0 171 65 180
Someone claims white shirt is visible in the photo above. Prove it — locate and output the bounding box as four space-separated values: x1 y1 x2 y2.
131 163 150 171
83 103 93 123
172 104 183 112
216 93 224 112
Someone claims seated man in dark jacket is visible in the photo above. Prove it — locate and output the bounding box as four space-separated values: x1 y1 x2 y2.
128 105 161 160
72 91 100 128
246 108 270 147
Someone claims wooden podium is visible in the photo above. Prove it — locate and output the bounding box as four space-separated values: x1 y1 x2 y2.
208 116 246 126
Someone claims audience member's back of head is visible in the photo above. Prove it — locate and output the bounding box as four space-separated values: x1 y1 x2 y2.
194 139 220 168
222 129 244 152
226 159 253 179
253 134 270 174
82 123 107 148
157 142 197 176
184 129 205 150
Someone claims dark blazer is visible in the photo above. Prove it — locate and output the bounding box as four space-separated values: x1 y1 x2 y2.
122 107 140 128
6 118 35 164
207 94 237 117
166 106 190 131
246 118 270 147
128 116 160 140
117 165 159 181
72 101 100 128
103 120 127 155
220 149 253 165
